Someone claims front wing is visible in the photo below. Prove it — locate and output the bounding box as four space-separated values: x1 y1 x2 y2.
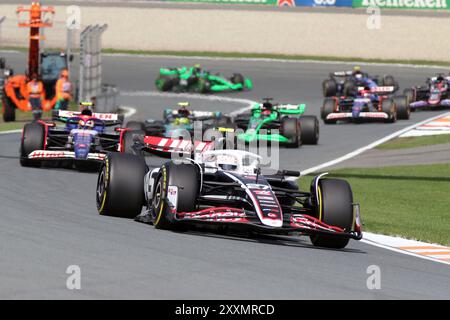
410 99 450 109
26 150 106 162
170 206 362 240
326 112 388 121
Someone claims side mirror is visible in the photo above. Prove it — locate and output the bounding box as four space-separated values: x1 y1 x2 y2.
278 170 300 177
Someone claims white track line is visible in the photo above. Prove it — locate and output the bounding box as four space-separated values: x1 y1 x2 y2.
121 90 256 116
360 236 450 266
0 129 21 135
118 105 137 118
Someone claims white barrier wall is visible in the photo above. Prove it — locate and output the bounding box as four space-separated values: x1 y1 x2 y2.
1 4 449 62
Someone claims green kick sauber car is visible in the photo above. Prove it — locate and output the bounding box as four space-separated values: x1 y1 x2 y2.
232 99 319 148
155 65 253 93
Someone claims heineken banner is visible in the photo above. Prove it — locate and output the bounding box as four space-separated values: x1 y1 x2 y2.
352 0 449 9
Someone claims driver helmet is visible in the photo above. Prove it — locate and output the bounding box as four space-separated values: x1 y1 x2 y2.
177 102 191 117
353 66 362 74
216 154 239 171
193 64 202 73
80 101 93 116
262 102 273 110
352 66 363 79
261 101 273 116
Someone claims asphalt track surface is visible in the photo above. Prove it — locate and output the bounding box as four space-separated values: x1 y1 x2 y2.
1 51 450 299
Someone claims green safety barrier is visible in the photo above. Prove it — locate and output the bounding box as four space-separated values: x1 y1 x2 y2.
352 0 449 9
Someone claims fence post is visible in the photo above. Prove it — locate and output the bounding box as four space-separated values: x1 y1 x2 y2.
0 16 6 46
78 24 109 108
79 25 91 104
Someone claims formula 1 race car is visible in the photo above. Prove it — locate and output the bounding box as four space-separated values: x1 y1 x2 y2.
321 86 410 124
96 149 362 249
402 74 450 111
322 67 398 97
19 109 137 169
127 102 231 140
231 98 319 147
155 64 253 93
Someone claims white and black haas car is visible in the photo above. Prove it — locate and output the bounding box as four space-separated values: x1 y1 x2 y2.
96 148 362 249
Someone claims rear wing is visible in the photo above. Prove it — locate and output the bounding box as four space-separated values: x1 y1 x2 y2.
274 104 306 115
331 71 352 77
52 110 124 125
358 86 395 94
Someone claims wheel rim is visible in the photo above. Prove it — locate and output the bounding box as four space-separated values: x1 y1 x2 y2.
153 180 162 210
96 168 106 207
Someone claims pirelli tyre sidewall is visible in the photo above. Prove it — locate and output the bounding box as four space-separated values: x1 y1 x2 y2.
97 152 146 218
381 98 397 123
20 121 46 167
152 162 199 230
299 115 319 145
322 78 337 97
310 178 354 249
155 76 174 92
343 80 356 97
321 98 336 124
394 95 411 120
122 129 144 155
281 117 301 148
403 88 415 105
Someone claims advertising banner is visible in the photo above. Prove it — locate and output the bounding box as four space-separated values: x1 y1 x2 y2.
352 0 449 9
167 0 277 4
278 0 352 6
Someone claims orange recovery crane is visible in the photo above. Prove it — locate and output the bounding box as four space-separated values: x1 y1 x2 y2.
1 2 69 122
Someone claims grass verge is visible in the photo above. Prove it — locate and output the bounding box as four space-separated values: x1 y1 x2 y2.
299 163 450 246
2 46 450 67
376 134 450 150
